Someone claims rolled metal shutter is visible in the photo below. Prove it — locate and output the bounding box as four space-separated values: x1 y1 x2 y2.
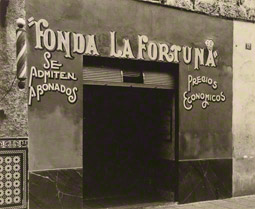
143 71 175 89
83 66 122 83
83 62 176 89
122 70 141 78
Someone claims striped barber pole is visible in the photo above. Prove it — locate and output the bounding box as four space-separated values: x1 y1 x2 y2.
16 18 26 89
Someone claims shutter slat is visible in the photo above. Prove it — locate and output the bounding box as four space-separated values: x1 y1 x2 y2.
83 67 122 83
83 65 175 89
144 71 175 89
123 71 141 77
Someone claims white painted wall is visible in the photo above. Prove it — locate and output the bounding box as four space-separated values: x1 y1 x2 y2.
233 21 255 196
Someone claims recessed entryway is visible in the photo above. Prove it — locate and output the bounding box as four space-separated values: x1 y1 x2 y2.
83 85 177 208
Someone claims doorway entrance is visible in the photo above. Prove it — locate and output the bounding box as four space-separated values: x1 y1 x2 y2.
83 85 177 208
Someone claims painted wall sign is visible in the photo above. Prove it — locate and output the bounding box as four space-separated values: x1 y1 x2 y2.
28 52 78 105
27 17 219 106
183 75 226 110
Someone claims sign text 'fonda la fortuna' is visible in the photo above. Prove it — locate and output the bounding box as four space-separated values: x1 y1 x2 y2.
27 17 221 109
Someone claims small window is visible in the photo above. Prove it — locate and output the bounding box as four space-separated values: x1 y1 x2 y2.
122 70 144 84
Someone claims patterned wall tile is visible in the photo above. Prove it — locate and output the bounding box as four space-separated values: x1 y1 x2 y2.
0 138 28 209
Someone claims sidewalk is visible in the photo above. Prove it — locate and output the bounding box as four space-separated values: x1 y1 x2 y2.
146 195 255 209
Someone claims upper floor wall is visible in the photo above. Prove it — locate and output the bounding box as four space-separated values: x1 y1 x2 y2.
140 0 255 22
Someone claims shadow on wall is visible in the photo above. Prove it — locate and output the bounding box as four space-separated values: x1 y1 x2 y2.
0 0 9 27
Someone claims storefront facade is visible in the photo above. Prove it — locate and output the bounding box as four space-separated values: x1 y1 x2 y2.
6 0 255 208
3 0 255 208
24 0 235 208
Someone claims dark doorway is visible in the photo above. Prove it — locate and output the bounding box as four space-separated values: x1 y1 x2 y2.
83 85 176 208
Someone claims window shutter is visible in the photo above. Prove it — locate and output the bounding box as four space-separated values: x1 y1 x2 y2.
143 71 175 89
83 57 176 89
83 66 122 83
122 70 141 78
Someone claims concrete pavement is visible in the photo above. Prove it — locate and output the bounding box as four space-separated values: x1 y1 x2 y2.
145 195 255 209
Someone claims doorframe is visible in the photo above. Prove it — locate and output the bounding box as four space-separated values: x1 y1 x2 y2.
82 56 180 204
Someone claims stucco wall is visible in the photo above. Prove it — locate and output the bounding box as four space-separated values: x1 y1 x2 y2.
140 0 255 21
1 0 255 198
26 0 83 171
0 0 28 137
26 0 233 171
233 20 255 196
